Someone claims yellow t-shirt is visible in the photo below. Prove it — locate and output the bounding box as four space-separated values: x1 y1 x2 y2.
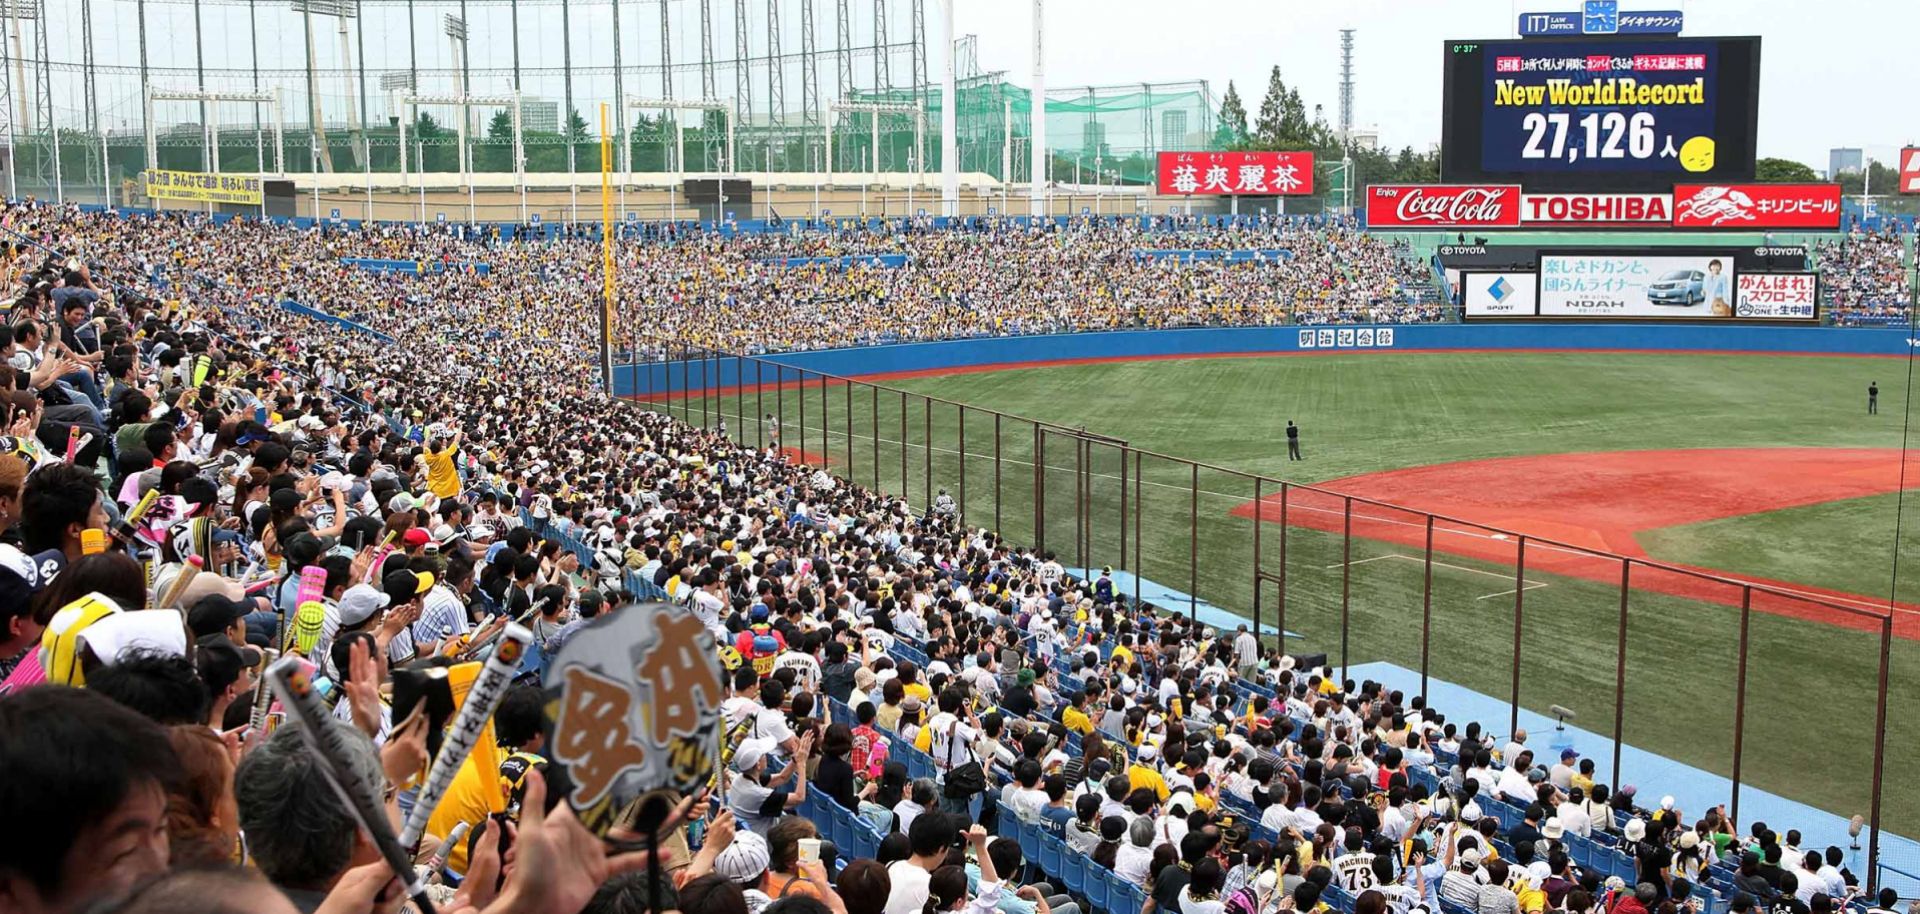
1127 762 1170 801
903 682 932 706
424 445 462 500
426 743 507 875
1110 645 1134 668
1061 705 1094 736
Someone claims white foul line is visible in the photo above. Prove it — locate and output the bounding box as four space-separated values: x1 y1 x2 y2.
1324 552 1551 600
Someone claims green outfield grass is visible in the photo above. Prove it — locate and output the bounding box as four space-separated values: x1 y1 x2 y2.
1639 491 1920 607
663 351 1920 827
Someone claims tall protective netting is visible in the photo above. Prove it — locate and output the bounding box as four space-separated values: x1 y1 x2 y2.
845 80 1218 185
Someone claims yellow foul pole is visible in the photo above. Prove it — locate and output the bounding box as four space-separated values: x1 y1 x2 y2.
599 102 616 394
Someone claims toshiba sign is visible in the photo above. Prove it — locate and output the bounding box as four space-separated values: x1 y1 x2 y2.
1520 193 1672 226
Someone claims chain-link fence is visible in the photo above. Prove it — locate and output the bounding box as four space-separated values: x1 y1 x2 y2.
633 339 1911 893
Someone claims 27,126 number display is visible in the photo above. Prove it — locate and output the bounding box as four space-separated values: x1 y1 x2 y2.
1441 36 1760 194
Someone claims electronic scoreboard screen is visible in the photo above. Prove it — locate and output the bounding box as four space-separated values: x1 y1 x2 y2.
1441 37 1760 193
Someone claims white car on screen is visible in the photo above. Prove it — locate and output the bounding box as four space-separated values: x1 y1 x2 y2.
1646 270 1706 306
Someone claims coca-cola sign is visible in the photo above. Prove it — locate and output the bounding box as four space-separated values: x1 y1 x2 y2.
1366 185 1522 228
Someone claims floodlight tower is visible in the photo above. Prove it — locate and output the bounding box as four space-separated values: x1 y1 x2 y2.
1338 29 1354 142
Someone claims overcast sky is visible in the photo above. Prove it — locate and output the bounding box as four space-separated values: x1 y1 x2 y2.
951 0 1915 172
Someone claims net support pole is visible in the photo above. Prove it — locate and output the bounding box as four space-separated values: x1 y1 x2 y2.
1612 560 1630 789
1189 462 1198 624
1341 495 1352 683
1422 515 1434 696
1866 615 1891 891
1731 585 1752 827
1279 484 1289 645
958 407 967 518
1252 478 1263 639
1510 536 1527 736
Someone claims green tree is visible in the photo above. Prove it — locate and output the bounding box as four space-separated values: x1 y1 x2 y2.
1754 157 1818 183
1214 81 1249 149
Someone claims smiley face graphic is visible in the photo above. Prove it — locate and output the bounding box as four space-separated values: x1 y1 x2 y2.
1679 136 1715 173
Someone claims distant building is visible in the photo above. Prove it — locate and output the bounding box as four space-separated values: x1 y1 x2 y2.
1829 147 1863 179
1345 127 1380 152
520 99 560 134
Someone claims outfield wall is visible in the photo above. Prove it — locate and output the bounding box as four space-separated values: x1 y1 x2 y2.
614 323 1914 396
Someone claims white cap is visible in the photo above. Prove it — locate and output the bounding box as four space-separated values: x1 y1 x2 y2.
1660 795 1675 811
734 737 778 772
78 610 190 665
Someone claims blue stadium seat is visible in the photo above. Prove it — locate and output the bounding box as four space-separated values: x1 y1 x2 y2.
1038 834 1064 882
1018 819 1040 864
1060 849 1087 896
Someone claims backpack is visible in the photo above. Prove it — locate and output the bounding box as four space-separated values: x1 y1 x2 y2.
750 631 781 677
1222 886 1261 914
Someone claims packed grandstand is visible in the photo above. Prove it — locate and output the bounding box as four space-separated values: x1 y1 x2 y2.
0 201 1912 914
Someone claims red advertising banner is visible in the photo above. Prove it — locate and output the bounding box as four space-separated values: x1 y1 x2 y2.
1900 148 1920 194
1672 184 1843 229
1364 184 1522 227
1156 151 1315 196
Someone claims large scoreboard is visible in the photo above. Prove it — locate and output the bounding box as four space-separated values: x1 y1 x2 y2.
1441 36 1760 193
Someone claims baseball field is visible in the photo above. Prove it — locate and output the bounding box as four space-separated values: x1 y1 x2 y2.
658 349 1920 831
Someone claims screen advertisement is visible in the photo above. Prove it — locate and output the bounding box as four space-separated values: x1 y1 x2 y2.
1463 272 1541 317
1538 252 1737 317
1441 37 1760 192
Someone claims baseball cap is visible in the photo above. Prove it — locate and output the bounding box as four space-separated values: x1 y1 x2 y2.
80 610 190 665
386 492 418 514
337 584 392 628
430 524 460 548
712 830 770 884
234 430 268 446
401 527 431 549
187 593 255 639
1561 748 1580 761
734 737 778 772
0 543 38 592
196 631 264 669
382 570 434 605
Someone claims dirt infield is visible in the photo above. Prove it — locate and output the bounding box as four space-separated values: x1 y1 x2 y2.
1229 448 1920 636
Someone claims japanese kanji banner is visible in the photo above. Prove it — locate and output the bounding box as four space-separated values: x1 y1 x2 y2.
143 169 264 205
1156 151 1315 196
1734 272 1818 320
1671 183 1842 229
542 601 724 837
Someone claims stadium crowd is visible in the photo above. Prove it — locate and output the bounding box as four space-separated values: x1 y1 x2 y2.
1818 227 1913 324
0 201 1909 914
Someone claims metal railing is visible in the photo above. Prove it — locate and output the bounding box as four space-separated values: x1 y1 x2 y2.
631 338 1909 892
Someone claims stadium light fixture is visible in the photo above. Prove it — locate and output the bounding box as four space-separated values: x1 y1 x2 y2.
288 0 359 17
144 86 286 177
827 101 925 185
628 97 737 179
